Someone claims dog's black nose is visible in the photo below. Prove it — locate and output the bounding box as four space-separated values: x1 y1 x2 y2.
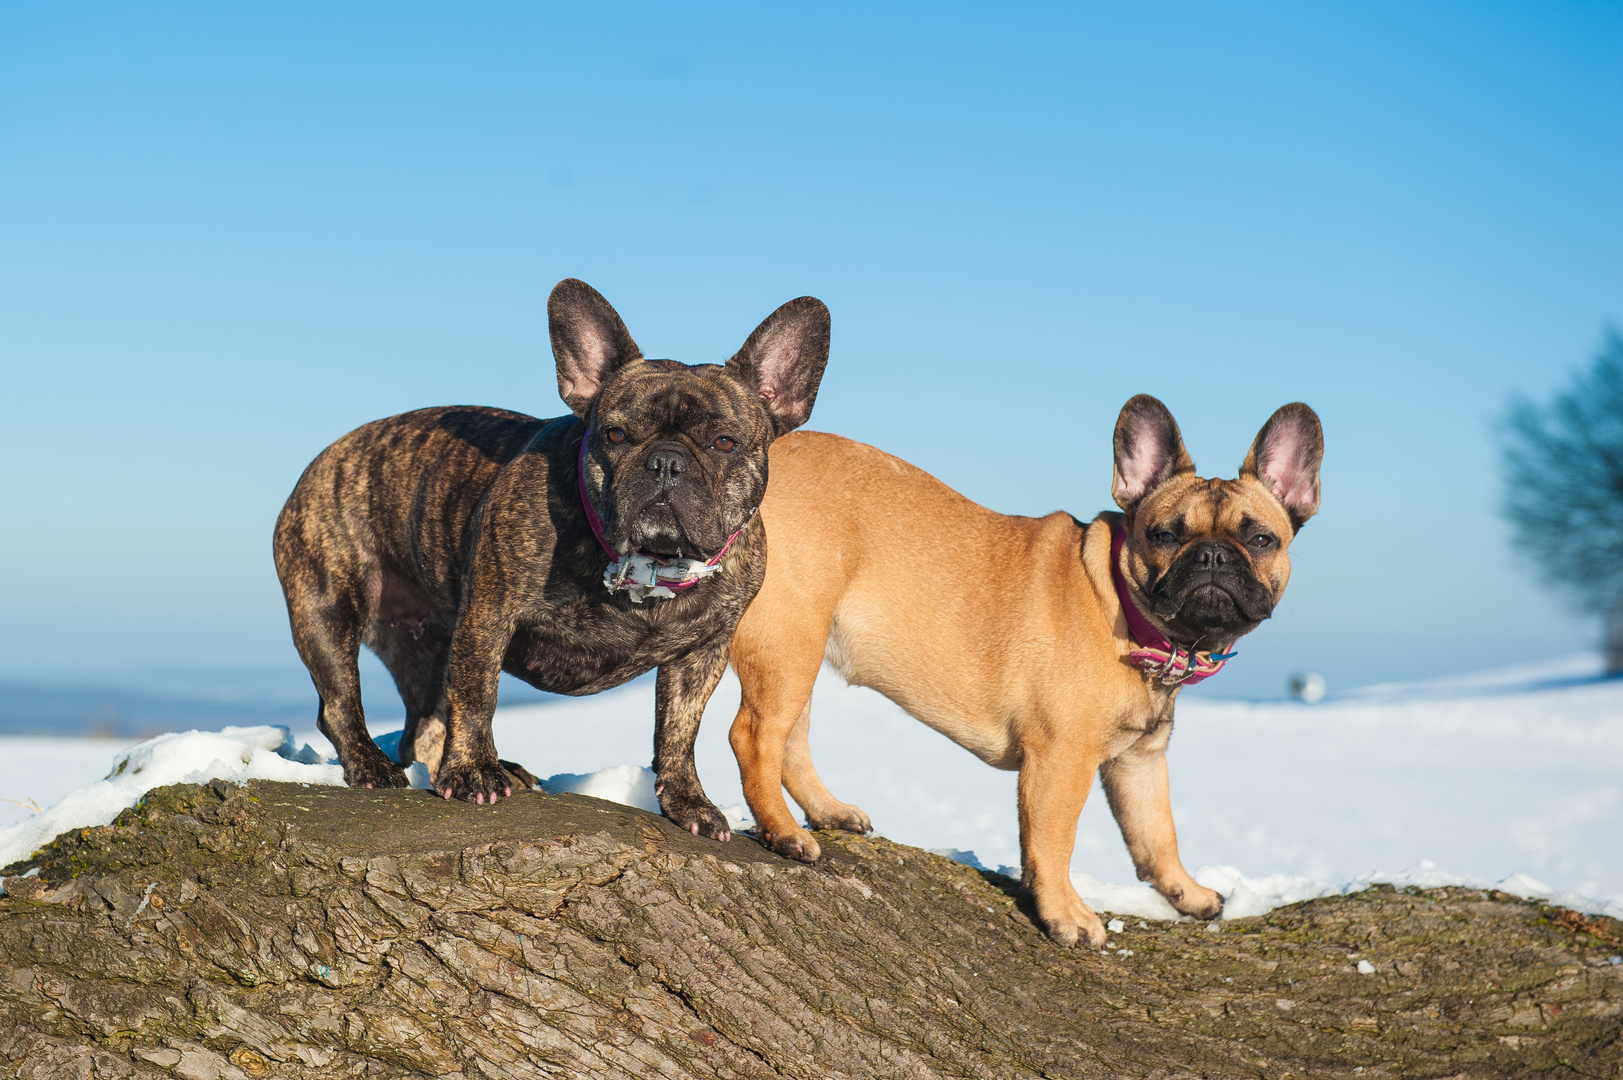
1191 542 1229 569
645 446 687 487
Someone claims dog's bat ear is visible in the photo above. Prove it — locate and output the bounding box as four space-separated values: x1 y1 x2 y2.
549 279 644 417
726 296 831 435
1113 395 1194 512
1241 402 1323 530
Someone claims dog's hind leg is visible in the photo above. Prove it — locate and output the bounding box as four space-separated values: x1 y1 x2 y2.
391 664 449 785
782 700 871 835
289 592 409 790
377 627 506 788
372 630 438 771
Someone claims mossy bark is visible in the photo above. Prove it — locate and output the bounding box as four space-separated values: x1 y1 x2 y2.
1 780 1619 1078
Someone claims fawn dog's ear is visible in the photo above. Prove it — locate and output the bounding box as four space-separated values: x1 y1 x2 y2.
1112 395 1195 514
1241 403 1324 530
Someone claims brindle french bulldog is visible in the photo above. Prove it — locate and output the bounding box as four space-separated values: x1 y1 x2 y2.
273 279 829 836
726 395 1322 946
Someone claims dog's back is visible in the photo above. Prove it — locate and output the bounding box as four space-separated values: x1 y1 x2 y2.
737 430 1122 744
274 406 549 607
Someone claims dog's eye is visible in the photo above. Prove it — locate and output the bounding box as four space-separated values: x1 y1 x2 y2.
712 435 737 453
1151 530 1178 546
605 427 627 445
1249 533 1275 549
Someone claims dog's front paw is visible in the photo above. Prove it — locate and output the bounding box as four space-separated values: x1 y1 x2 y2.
437 759 514 804
1163 880 1224 921
805 803 872 835
1035 888 1108 950
343 752 410 790
761 826 821 863
657 788 732 842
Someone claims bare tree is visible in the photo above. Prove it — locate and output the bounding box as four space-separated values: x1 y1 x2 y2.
1500 332 1623 674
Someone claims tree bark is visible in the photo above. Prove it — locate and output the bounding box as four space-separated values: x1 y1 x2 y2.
1 780 1619 1079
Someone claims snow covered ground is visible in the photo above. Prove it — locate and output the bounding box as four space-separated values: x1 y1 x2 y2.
2 657 1618 922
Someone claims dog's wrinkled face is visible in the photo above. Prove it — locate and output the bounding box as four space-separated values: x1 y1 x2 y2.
549 279 830 559
1112 395 1323 648
590 361 774 557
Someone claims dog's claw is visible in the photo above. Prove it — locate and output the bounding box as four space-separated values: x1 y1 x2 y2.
437 760 514 804
765 829 821 862
805 804 873 835
658 786 733 842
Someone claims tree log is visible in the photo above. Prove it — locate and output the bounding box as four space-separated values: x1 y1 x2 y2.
1 780 1619 1078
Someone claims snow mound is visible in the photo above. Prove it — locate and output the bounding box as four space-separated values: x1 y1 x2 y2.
0 726 342 871
539 764 753 832
1071 860 1623 922
540 762 661 810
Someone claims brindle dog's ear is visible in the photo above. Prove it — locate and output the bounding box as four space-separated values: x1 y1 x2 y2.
549 279 644 417
1112 394 1195 513
726 296 831 435
1241 402 1324 530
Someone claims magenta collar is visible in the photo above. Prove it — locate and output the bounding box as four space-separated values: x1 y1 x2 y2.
577 427 740 596
1110 526 1235 686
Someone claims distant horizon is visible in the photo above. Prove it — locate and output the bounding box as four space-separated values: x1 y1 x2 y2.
0 649 1615 744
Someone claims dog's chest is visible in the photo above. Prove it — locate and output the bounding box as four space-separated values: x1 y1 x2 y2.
501 602 720 695
1103 687 1179 758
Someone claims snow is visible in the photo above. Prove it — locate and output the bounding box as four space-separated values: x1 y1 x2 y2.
0 726 342 874
1 657 1618 924
529 762 752 833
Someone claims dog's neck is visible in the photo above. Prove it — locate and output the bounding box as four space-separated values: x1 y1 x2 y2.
1109 526 1235 686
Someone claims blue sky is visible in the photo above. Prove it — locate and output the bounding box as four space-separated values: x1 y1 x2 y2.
2 2 1620 700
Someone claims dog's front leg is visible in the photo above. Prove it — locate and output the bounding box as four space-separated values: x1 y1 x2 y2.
1017 743 1109 949
652 638 733 842
1098 733 1224 920
435 602 513 804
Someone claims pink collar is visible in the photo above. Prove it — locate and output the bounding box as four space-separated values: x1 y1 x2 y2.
1110 525 1235 686
577 427 740 594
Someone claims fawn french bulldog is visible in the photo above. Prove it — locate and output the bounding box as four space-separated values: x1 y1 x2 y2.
726 395 1322 946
